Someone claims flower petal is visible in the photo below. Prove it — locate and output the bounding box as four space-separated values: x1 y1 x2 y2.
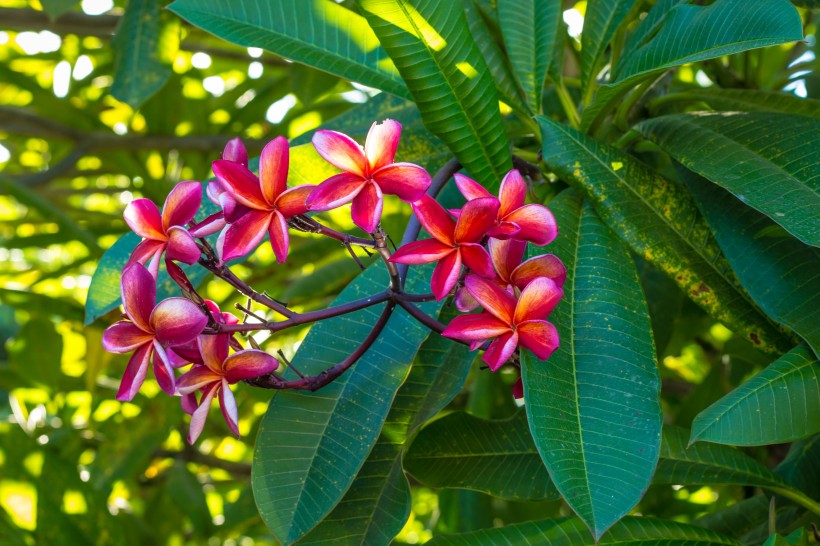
220 193 248 224
126 238 165 270
498 169 527 218
489 238 527 283
207 180 227 206
260 136 289 205
511 254 567 289
389 239 454 265
364 119 401 172
219 209 271 262
177 365 221 395
187 382 219 444
504 204 558 246
459 243 495 278
312 129 366 176
121 263 156 331
372 163 431 202
219 380 240 437
517 320 559 361
454 286 479 312
150 297 208 346
116 342 152 401
181 392 198 415
268 210 289 264
222 137 248 166
454 196 500 243
512 376 524 399
275 185 312 217
103 322 153 353
486 221 521 239
350 182 383 233
454 173 492 201
482 331 518 371
224 349 279 382
197 333 229 374
430 250 462 301
124 198 165 240
162 180 202 231
152 340 177 395
305 173 365 211
514 277 563 323
212 160 267 209
166 227 201 264
464 274 516 324
441 313 510 341
412 194 455 245
189 212 226 238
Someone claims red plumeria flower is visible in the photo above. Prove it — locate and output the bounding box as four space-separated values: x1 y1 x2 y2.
124 181 204 278
177 334 279 444
390 194 499 300
442 274 562 371
454 169 558 245
306 119 432 233
167 300 239 368
211 136 313 263
102 263 208 401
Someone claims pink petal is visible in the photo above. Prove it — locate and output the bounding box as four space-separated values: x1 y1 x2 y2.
188 212 226 238
207 180 227 206
498 169 527 218
454 197 500 243
454 173 492 201
219 380 240 437
222 137 248 166
162 181 202 231
102 322 153 353
514 277 562 323
146 251 162 280
364 119 401 172
127 239 165 270
454 286 479 312
512 377 524 399
305 173 365 211
431 250 462 301
181 392 198 415
469 340 485 351
312 129 366 176
168 340 202 366
124 198 165 240
518 320 560 361
512 254 567 289
166 227 201 264
177 365 222 395
269 210 289 264
197 334 229 374
489 238 527 283
152 340 177 395
212 160 267 209
166 346 194 368
486 222 521 239
121 263 156 332
350 182 383 233
459 243 495 279
412 195 456 246
389 239 454 265
275 185 312 217
504 204 558 246
372 163 431 202
441 313 510 341
220 193 248 223
224 349 279 382
260 136 289 205
150 298 208 346
187 382 219 444
464 274 516 325
219 210 272 262
116 342 152 401
482 331 519 371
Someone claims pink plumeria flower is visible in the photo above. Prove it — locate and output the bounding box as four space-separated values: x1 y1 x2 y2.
167 300 239 367
205 137 249 209
177 334 279 444
212 137 313 263
390 195 499 300
124 181 205 278
306 119 432 233
454 169 558 245
102 263 208 400
442 274 562 371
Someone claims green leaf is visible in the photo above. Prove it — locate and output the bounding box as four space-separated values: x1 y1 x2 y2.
358 0 513 190
297 307 471 545
693 496 770 539
0 288 83 323
8 317 63 392
652 89 820 119
167 0 409 99
777 433 820 500
497 0 562 111
637 112 820 247
683 171 820 356
691 344 820 446
252 264 441 544
40 0 79 19
538 115 791 354
405 410 560 501
426 516 741 546
522 190 662 539
166 462 214 537
580 0 635 98
111 0 178 109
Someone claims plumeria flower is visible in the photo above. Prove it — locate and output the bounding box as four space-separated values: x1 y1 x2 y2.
454 169 558 245
442 274 562 371
306 119 432 233
206 137 249 208
167 300 239 368
390 194 499 300
211 136 313 263
102 263 208 401
177 334 279 443
124 181 204 278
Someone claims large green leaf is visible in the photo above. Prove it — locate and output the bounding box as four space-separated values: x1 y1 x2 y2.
777 433 820 501
538 116 791 354
683 172 820 355
497 0 562 112
651 89 820 119
691 344 820 446
522 190 662 538
426 516 741 546
296 307 471 545
405 410 560 501
637 112 820 247
252 264 441 544
167 0 409 99
358 0 513 190
579 0 635 100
